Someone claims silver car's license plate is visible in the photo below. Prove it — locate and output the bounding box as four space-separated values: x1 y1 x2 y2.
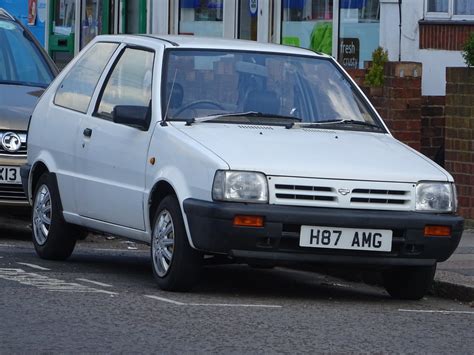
0 166 21 184
299 226 392 252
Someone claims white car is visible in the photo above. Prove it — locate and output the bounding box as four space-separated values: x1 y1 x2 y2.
22 35 463 299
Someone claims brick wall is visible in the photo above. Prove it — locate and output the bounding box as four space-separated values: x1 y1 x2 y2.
348 62 422 151
421 96 445 165
444 68 474 219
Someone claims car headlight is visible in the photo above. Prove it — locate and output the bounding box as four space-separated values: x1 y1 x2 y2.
212 170 268 203
415 182 456 212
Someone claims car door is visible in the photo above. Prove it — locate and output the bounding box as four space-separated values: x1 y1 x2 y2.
75 46 155 230
44 41 119 215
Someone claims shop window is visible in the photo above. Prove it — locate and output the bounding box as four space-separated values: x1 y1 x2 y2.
281 0 334 54
179 0 223 37
81 0 104 48
53 0 76 36
338 0 380 70
239 0 258 40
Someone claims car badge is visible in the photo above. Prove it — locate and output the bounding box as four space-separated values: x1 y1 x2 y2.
338 188 351 196
1 132 22 152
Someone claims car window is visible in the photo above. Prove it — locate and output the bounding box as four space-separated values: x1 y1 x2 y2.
54 42 119 113
164 50 379 129
0 19 54 87
96 48 154 120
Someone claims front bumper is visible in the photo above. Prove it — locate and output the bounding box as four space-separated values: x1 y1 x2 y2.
183 199 464 267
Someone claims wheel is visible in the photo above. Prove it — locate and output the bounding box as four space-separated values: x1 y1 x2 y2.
151 195 202 291
382 264 436 300
32 173 83 260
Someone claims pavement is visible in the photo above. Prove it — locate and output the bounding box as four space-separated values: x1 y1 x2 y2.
1 212 473 302
433 229 474 302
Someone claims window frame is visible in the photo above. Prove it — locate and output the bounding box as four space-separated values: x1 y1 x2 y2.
425 0 474 21
93 45 156 128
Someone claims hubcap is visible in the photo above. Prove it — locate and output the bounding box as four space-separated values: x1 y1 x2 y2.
33 184 52 246
152 209 175 277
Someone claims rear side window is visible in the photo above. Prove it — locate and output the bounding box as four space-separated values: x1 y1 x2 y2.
54 42 118 113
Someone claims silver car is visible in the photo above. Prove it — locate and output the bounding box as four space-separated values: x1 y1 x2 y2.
0 9 57 206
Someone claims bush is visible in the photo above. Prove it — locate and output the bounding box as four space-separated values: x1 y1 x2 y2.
462 32 474 67
365 47 388 87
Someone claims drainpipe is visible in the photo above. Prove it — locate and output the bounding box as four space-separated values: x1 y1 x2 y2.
399 0 402 61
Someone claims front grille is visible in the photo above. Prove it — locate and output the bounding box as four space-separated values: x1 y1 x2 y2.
0 131 27 156
274 184 338 203
350 188 410 206
0 184 26 200
269 176 415 211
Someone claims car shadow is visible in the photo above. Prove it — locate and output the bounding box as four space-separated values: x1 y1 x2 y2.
64 249 389 302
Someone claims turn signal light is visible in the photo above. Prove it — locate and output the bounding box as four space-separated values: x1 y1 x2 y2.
424 225 451 237
233 215 264 227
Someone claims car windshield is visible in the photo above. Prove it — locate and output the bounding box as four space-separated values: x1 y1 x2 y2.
0 19 54 88
163 49 382 131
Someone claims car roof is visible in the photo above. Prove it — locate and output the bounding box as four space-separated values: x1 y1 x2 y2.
0 8 15 21
97 34 328 58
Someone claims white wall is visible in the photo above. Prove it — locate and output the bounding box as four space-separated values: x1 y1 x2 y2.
380 0 467 96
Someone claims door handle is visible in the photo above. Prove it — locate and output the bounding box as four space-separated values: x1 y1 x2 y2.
83 128 92 137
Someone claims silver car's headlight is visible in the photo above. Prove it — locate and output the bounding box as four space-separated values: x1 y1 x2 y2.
415 182 456 212
212 170 268 203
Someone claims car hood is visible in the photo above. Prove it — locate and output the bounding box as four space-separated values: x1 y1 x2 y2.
174 123 450 183
0 84 44 131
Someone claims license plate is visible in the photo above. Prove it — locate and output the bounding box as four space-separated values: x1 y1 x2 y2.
299 226 392 252
0 166 20 184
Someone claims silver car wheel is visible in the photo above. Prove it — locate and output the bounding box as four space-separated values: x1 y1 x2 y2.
152 209 175 277
33 184 52 246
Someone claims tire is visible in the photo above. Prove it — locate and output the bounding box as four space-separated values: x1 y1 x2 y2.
32 173 83 260
382 264 436 300
248 262 275 269
151 195 202 291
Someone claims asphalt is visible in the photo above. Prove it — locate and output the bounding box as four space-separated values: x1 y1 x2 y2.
1 212 473 302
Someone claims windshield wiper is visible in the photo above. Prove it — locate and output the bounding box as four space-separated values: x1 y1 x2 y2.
286 119 383 131
183 111 302 126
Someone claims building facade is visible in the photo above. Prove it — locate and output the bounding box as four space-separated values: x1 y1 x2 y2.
0 0 472 93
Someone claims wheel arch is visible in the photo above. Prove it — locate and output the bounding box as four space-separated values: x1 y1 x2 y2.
148 179 178 230
29 161 50 204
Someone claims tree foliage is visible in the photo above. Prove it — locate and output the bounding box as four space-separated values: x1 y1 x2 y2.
462 32 474 67
365 47 388 87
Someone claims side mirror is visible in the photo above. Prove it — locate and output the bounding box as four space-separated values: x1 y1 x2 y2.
112 105 150 131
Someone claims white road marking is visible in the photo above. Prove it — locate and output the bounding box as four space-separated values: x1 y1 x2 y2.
17 262 50 271
145 295 282 308
399 309 474 315
188 303 282 308
93 248 146 253
0 244 15 248
0 268 118 295
145 295 186 305
76 278 114 288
